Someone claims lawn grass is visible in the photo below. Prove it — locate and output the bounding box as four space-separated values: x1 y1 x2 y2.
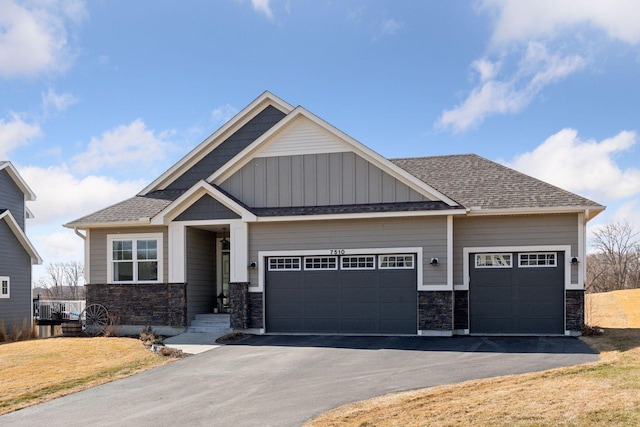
305 289 640 427
0 337 171 415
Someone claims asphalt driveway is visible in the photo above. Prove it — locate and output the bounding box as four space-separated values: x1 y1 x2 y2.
1 335 597 427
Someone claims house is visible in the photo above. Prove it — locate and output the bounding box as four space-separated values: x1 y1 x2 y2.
0 161 43 332
64 92 604 336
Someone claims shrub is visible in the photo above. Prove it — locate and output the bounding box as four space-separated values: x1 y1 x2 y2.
0 320 6 342
139 326 163 349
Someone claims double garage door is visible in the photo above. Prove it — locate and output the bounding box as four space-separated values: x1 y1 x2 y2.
265 254 417 334
470 251 565 334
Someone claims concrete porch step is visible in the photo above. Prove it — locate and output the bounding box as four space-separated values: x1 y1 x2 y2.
186 313 232 334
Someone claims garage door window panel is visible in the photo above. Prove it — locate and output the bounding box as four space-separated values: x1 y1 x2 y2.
341 256 376 270
475 253 512 268
379 254 414 269
268 257 301 271
304 257 338 270
519 253 556 267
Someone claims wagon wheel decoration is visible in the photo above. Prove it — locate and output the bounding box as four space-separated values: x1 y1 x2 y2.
80 304 110 335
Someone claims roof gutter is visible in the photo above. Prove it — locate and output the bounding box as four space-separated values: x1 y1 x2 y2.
74 227 86 240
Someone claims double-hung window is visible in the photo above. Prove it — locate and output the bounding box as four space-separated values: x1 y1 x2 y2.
0 277 9 298
108 234 162 283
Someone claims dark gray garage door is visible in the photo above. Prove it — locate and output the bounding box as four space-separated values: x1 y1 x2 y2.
265 254 417 334
470 252 565 334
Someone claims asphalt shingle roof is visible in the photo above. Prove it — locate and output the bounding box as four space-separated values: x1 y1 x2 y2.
65 190 185 226
391 154 602 210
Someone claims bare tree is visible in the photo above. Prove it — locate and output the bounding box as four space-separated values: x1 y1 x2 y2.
36 261 84 299
587 221 640 292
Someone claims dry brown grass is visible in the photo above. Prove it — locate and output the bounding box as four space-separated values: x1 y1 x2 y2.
0 337 171 415
305 290 640 427
586 288 640 328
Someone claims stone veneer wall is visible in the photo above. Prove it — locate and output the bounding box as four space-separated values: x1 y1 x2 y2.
454 290 469 330
229 283 264 329
418 291 453 331
247 292 264 329
86 283 187 327
566 290 584 332
229 282 248 328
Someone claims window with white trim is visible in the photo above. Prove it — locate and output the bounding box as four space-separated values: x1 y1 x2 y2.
304 257 338 270
379 254 414 269
519 252 557 267
108 234 162 283
475 253 512 268
268 257 301 271
0 277 9 298
341 256 376 270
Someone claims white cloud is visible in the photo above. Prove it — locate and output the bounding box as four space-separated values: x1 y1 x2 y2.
439 0 640 133
33 229 84 262
438 43 585 132
21 164 145 225
42 87 78 113
481 0 640 46
0 0 86 78
252 0 274 20
380 18 403 36
71 119 175 174
506 128 640 202
211 104 239 124
472 58 501 82
0 113 42 158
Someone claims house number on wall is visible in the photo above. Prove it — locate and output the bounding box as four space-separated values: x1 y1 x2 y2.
330 249 346 255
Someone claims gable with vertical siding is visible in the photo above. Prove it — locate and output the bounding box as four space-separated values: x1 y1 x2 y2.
166 105 286 191
220 151 428 208
174 194 241 221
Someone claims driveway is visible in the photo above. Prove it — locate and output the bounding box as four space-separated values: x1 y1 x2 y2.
1 335 597 427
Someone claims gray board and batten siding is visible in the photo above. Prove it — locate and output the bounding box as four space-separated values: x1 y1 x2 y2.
220 152 428 208
248 216 448 288
174 195 241 221
166 105 286 191
0 218 32 330
452 214 580 287
0 168 26 230
88 227 169 284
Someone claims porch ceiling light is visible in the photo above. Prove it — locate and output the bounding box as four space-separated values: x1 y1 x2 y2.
221 227 230 251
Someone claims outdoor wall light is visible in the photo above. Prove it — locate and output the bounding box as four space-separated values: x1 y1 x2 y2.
430 258 439 266
571 257 579 264
221 227 230 251
248 261 257 269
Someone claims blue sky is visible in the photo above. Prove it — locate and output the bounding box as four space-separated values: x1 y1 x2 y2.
1 0 639 281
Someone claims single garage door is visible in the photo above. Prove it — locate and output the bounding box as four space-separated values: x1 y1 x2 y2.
265 254 417 334
470 252 565 334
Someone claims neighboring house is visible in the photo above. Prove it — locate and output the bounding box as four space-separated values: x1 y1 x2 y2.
0 161 43 332
65 92 604 336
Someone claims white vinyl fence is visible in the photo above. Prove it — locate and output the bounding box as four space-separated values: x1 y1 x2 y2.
35 300 86 321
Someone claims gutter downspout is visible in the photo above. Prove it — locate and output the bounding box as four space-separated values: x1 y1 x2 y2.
74 227 86 240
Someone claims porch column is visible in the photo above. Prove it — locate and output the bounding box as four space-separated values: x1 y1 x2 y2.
168 223 186 283
230 221 249 283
